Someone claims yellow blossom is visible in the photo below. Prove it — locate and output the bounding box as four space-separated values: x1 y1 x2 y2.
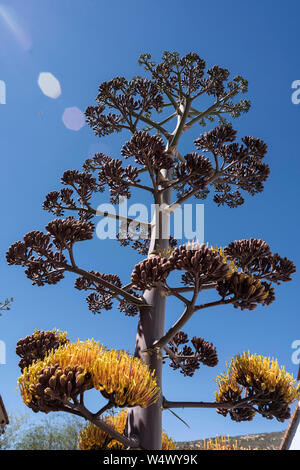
18 339 160 409
215 352 300 407
78 410 127 450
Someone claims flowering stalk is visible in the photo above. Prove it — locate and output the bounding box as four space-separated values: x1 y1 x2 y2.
8 52 297 450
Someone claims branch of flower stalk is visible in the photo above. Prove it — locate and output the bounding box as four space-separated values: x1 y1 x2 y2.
170 283 217 293
126 181 154 193
139 58 180 111
163 345 191 374
145 297 233 353
163 171 221 214
164 284 190 305
68 246 77 269
153 112 178 130
75 402 141 449
94 401 114 418
105 282 134 302
169 97 192 149
63 263 148 307
162 396 257 411
58 404 85 418
131 111 171 139
45 203 152 230
96 208 152 231
143 285 199 353
193 298 233 312
186 85 241 127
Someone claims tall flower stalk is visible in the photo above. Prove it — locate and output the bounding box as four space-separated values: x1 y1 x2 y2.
8 52 298 450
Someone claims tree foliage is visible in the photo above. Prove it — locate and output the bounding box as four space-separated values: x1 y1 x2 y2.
0 414 83 450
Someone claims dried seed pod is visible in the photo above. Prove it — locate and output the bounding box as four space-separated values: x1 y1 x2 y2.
46 218 94 249
168 331 218 377
131 256 173 290
25 363 92 413
122 131 173 170
217 272 272 310
169 244 230 285
224 238 271 268
16 329 69 372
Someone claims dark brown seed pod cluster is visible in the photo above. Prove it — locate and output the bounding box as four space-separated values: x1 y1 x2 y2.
23 256 66 286
195 125 237 153
217 402 256 422
118 289 142 317
43 169 99 222
224 238 271 268
6 240 31 266
233 373 292 422
28 364 92 413
217 381 292 423
217 272 271 310
194 125 270 208
139 52 249 107
131 256 174 291
46 218 94 250
16 330 69 372
191 337 218 367
85 77 163 138
168 244 230 286
61 169 98 203
83 153 140 204
174 153 214 198
167 331 218 377
99 157 140 202
43 190 76 218
121 131 173 171
6 232 67 287
224 239 296 283
75 271 122 314
256 399 291 422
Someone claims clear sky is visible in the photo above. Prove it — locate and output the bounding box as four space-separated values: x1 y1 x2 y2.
0 0 300 443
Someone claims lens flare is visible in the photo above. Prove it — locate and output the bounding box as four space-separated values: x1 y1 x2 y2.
62 107 85 131
38 73 62 99
0 5 32 51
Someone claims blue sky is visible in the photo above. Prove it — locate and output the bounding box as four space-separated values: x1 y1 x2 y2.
0 0 300 443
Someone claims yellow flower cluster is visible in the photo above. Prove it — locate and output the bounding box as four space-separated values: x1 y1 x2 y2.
201 435 257 450
215 352 300 404
32 328 68 343
18 339 160 409
78 409 176 450
162 432 177 450
91 348 160 407
78 410 128 450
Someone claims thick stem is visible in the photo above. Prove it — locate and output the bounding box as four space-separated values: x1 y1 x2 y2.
125 188 171 450
126 100 189 450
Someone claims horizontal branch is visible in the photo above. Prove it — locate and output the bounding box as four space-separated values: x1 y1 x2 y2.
96 209 151 231
169 283 217 294
163 396 254 410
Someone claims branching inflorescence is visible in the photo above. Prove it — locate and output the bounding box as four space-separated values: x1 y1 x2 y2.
8 51 297 450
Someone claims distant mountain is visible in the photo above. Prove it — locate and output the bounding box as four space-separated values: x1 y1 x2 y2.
177 431 285 450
